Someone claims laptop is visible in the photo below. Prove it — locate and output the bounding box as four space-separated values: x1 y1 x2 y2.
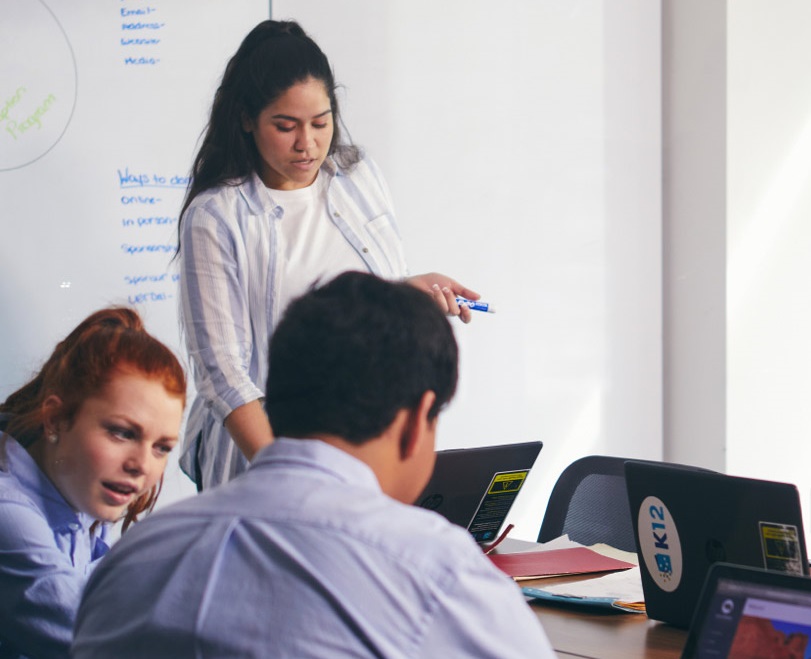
416 441 542 543
681 562 811 658
625 460 808 629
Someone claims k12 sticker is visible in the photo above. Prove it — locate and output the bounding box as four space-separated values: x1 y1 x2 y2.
637 496 683 592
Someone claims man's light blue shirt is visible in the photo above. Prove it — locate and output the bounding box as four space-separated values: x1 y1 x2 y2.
73 438 555 658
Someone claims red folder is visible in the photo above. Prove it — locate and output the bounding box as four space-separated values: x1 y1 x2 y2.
488 546 635 580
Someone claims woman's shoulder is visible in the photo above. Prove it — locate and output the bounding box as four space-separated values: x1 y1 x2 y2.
182 174 272 228
0 437 80 532
0 467 49 541
330 150 388 185
0 435 29 490
185 177 251 212
0 469 31 507
327 151 396 214
0 439 48 509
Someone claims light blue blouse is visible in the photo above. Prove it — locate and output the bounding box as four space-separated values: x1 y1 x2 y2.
0 433 109 659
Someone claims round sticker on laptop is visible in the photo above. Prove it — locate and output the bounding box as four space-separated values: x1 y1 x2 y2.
637 496 683 592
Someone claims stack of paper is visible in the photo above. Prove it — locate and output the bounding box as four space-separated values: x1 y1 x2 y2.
522 568 646 613
489 536 646 614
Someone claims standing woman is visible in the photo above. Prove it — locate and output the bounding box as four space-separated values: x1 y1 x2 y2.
178 19 478 490
0 307 186 659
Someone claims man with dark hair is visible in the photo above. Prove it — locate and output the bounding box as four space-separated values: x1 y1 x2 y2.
72 272 555 658
266 270 459 446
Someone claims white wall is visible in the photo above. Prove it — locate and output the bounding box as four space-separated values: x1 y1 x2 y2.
727 1 811 529
274 0 662 540
661 0 727 471
663 0 811 541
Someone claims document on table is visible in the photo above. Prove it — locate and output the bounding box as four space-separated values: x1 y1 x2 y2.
519 538 646 613
523 566 646 613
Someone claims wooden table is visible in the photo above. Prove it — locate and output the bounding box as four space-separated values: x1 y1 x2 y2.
497 540 688 658
526 590 686 658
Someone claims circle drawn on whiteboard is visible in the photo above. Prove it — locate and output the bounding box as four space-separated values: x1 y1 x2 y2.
0 0 77 171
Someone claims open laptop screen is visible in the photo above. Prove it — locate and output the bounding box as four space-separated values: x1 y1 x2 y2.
416 441 542 543
682 563 811 659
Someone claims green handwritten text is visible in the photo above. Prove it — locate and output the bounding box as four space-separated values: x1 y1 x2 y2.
0 86 26 122
5 93 57 140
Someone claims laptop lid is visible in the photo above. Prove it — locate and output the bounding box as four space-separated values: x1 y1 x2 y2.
681 562 811 658
625 461 808 629
416 441 542 543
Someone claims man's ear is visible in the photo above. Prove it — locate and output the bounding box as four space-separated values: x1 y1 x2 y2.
399 391 437 460
41 395 65 436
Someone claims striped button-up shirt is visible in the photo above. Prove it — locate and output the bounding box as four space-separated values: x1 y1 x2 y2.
178 155 409 489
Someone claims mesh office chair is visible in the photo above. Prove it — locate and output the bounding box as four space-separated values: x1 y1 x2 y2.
537 455 639 552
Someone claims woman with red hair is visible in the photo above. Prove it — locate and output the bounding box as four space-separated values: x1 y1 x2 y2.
0 307 186 659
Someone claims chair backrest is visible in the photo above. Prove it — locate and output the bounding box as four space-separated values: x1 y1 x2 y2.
537 455 639 552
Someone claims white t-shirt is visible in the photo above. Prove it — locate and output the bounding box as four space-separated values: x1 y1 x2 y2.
271 172 367 312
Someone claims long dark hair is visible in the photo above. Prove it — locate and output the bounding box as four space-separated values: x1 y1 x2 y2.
177 20 359 247
1 307 186 531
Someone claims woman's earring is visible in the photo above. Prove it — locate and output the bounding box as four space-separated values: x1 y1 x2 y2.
47 432 59 444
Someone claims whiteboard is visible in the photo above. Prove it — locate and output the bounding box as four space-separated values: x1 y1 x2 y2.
1 1 662 542
0 0 270 506
272 0 662 540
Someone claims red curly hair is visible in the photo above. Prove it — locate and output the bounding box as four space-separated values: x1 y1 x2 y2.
1 307 186 531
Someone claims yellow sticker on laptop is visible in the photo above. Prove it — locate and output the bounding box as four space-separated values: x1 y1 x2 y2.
488 471 527 494
760 522 804 574
468 470 528 543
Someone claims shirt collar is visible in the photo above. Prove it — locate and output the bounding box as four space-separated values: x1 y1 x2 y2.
320 156 340 178
251 437 381 493
240 158 340 216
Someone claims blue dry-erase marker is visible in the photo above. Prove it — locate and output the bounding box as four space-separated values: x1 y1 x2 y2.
456 297 496 313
